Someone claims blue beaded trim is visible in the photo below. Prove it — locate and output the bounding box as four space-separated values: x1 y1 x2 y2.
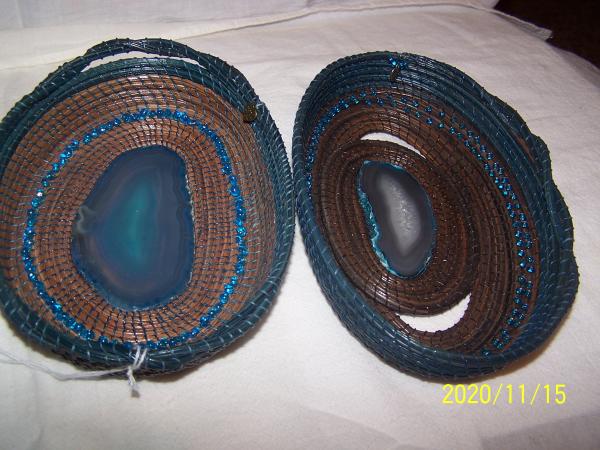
304 56 535 355
22 108 248 349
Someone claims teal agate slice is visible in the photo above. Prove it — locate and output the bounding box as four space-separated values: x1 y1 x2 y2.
357 160 436 277
72 145 194 310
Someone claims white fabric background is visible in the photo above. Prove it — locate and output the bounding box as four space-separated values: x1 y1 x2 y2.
0 0 498 29
0 2 599 449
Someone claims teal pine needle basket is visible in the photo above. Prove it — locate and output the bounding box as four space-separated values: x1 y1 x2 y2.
0 38 294 375
293 52 579 379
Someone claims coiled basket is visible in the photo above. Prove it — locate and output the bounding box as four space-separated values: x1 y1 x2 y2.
0 38 294 374
293 52 578 379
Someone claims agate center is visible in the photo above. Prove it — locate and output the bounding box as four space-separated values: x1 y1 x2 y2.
71 145 194 310
358 160 436 277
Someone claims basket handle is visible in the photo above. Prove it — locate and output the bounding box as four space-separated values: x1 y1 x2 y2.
45 38 219 90
77 38 215 72
24 38 227 111
0 38 243 148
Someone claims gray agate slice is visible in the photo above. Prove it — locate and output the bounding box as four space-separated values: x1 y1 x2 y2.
358 160 436 277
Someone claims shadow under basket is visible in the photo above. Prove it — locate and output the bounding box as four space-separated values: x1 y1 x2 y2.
0 38 294 375
292 52 579 379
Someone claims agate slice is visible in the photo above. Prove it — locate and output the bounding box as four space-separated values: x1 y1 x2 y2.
358 160 436 277
72 145 194 310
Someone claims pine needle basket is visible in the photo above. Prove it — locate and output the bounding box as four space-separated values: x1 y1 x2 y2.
0 38 294 375
292 52 579 379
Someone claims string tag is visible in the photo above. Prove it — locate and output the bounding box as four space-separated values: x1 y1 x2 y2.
0 344 148 396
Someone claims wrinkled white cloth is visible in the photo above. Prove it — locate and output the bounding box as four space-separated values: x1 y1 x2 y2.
0 3 599 450
0 0 497 30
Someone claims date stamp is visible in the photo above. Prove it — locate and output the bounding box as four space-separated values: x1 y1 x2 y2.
442 383 567 405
